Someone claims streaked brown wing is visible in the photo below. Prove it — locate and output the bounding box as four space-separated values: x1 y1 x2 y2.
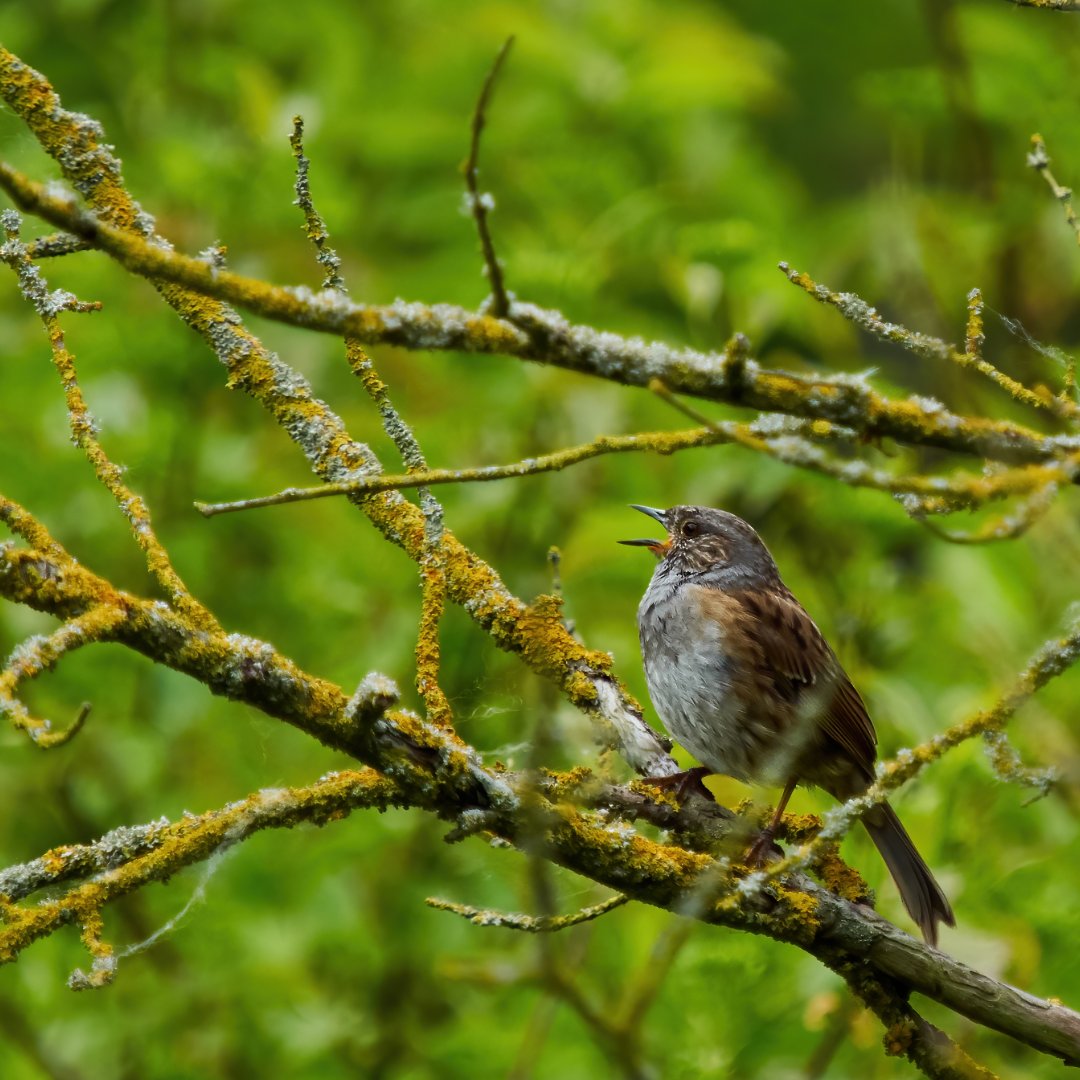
733 587 878 774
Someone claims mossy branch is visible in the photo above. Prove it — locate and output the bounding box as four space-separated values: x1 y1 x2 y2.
2 724 1078 1068
0 47 674 780
4 156 1080 485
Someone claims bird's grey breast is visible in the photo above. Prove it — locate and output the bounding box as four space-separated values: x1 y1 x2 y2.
637 578 754 779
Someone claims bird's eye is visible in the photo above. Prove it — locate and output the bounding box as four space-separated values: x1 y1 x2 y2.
681 520 700 538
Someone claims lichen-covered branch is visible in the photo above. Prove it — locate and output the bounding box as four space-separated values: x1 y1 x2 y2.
0 210 211 627
0 608 117 746
782 265 1076 420
195 412 1074 521
0 48 674 779
4 477 1078 1063
3 734 1079 1069
4 156 1080 483
0 770 402 967
1007 0 1080 12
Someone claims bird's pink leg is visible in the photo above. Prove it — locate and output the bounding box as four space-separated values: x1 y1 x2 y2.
746 777 798 866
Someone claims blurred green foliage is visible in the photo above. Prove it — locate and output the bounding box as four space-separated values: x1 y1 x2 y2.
1 1 1079 1076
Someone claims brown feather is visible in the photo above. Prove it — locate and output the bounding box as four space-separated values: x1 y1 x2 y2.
732 587 878 785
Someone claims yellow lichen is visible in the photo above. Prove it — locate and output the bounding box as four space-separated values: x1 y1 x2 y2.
774 886 821 937
811 844 872 904
883 1019 916 1057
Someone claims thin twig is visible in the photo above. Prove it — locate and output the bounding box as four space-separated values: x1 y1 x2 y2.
425 893 628 932
289 116 346 292
991 306 1078 402
195 417 1072 519
463 36 514 317
194 425 723 514
982 730 1057 802
0 593 116 748
955 287 1068 415
1027 134 1080 244
345 340 451 721
0 212 213 627
915 481 1059 544
25 231 92 259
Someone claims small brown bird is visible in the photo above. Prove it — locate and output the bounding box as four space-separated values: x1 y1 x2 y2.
621 504 954 946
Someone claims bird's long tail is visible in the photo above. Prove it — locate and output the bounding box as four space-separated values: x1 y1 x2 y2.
862 802 954 947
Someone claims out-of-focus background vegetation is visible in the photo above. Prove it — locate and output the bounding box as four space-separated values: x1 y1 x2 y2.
2 1 1079 1076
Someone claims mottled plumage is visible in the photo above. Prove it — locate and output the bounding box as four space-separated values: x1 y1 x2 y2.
623 504 954 946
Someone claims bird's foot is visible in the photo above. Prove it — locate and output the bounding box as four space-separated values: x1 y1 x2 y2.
640 766 714 803
745 827 781 867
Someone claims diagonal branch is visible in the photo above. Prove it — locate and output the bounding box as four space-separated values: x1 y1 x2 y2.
0 49 675 779
4 158 1080 476
2 722 1079 1069
0 210 214 627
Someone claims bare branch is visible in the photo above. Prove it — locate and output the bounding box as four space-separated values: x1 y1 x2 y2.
463 36 514 317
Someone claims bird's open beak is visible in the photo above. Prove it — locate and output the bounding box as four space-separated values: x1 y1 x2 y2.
618 505 671 556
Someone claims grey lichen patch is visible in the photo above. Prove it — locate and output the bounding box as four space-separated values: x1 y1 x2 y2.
0 216 96 317
218 634 295 703
982 730 1057 801
68 949 117 991
96 820 172 868
346 672 401 725
0 817 172 905
282 284 352 319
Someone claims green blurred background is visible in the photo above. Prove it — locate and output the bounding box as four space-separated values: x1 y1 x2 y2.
2 1 1079 1076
